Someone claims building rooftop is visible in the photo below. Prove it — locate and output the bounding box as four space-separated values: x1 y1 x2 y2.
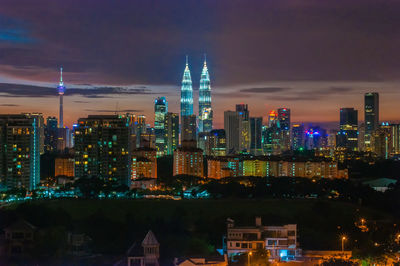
142 230 159 246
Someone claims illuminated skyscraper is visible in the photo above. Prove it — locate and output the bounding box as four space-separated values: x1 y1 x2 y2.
57 67 66 128
45 116 58 152
291 124 304 150
180 56 193 117
364 92 379 151
0 114 41 190
154 97 168 156
278 108 291 151
224 104 250 154
198 56 212 132
337 108 358 151
164 112 179 155
250 117 263 155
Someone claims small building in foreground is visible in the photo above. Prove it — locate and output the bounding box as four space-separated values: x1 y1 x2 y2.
226 217 301 262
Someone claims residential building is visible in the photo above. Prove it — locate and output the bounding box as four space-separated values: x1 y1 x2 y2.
173 146 203 177
74 115 131 186
226 217 300 262
0 114 41 190
131 148 157 179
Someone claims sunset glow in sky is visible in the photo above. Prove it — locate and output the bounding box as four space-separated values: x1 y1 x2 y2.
0 0 400 128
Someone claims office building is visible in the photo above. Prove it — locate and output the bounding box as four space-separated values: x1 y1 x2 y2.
180 56 194 117
0 114 41 190
291 124 304 150
45 117 58 152
135 115 147 148
304 127 327 150
198 57 213 133
164 112 179 155
181 114 197 143
250 117 262 155
74 115 131 186
207 129 226 156
373 123 392 159
224 105 250 155
337 108 358 151
278 108 291 151
364 93 379 151
392 124 400 155
154 97 168 156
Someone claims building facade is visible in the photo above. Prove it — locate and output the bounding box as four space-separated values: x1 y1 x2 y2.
164 112 179 155
337 108 358 151
198 57 213 133
0 114 41 190
173 147 203 177
364 92 379 151
154 97 168 156
226 217 300 262
74 115 131 186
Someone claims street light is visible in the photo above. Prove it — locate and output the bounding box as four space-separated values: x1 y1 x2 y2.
341 236 347 254
248 251 252 266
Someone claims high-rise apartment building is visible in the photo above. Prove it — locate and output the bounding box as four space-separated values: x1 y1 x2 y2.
0 114 41 190
198 57 213 133
74 115 131 186
364 92 379 151
173 146 203 177
154 97 168 156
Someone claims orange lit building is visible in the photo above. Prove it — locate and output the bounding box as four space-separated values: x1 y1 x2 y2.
173 147 203 177
207 157 242 179
131 148 157 179
55 157 75 177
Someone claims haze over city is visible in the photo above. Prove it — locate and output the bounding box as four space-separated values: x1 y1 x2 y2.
1 0 400 128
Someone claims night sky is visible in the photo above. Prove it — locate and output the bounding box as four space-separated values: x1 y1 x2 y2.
0 0 400 128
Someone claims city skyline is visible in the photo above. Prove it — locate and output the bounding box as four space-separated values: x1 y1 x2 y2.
0 1 400 127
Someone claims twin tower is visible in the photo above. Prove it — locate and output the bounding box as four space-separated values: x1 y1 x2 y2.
180 56 212 134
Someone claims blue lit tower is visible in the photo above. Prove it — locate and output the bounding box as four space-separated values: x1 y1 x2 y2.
198 55 213 132
180 56 193 117
57 67 66 128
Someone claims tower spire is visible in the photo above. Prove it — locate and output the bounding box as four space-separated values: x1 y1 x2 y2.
185 55 188 66
204 53 207 65
59 67 63 86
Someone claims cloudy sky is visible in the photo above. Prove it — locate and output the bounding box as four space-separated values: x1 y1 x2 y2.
0 0 399 128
